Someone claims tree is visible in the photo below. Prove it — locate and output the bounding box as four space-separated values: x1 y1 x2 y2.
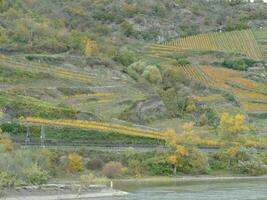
113 47 136 66
128 159 142 177
165 128 188 175
121 20 134 37
142 65 162 84
167 155 177 175
67 153 83 173
84 38 98 57
218 113 251 140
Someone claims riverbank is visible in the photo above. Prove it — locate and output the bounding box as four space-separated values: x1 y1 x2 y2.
115 175 267 183
2 175 267 200
2 187 128 200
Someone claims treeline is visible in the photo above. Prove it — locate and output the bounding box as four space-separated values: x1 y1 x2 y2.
0 0 267 55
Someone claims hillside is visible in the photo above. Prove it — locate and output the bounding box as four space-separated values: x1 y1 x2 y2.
0 0 267 145
2 0 267 194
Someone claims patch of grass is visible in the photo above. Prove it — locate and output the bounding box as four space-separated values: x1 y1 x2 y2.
0 66 41 83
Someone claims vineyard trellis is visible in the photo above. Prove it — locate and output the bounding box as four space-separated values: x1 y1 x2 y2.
19 117 223 148
177 64 215 86
0 55 93 83
146 29 263 60
21 117 166 139
188 65 267 113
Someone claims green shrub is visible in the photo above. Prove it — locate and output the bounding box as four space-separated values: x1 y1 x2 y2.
113 47 136 67
24 164 49 185
177 58 190 65
130 60 147 74
220 58 256 71
210 146 267 175
126 66 141 80
236 159 267 176
0 172 17 190
121 21 135 37
143 156 172 176
179 148 210 175
128 159 142 177
0 130 13 153
142 65 162 84
80 173 109 186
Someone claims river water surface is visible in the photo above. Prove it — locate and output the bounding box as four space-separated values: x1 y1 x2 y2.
98 178 267 200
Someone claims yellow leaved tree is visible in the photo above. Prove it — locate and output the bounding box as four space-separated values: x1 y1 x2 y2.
165 128 188 175
218 112 251 141
67 153 83 173
84 38 98 57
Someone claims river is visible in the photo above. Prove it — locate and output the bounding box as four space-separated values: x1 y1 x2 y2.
97 178 267 200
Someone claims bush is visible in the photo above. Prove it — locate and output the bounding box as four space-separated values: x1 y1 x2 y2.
0 172 17 190
177 58 190 65
121 21 135 37
142 65 162 84
102 162 124 178
162 67 187 89
67 153 83 173
80 173 109 186
130 60 147 74
143 156 172 176
126 66 140 80
128 159 142 177
86 158 104 171
210 146 267 175
220 58 256 71
236 159 267 176
179 148 210 175
209 152 230 170
24 164 49 185
0 130 13 153
113 48 136 67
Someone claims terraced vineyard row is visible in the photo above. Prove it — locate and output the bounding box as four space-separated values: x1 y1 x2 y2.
147 29 263 59
0 55 93 83
62 92 114 100
21 117 166 139
178 64 214 85
253 28 267 61
199 66 267 113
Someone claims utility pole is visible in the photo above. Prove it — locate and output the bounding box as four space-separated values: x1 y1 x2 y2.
25 125 30 146
40 125 46 148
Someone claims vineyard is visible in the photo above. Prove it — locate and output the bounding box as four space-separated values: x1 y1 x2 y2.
189 65 267 113
253 28 267 61
0 53 150 120
21 117 166 140
62 92 114 100
19 117 223 147
172 62 267 113
147 29 263 60
177 64 214 86
0 55 93 83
